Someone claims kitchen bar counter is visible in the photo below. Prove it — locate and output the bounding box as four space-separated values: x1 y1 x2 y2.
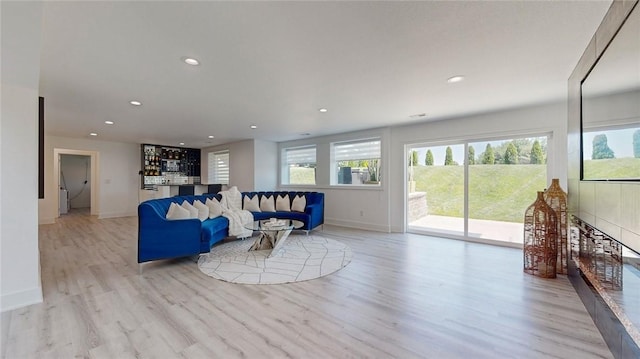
138 184 210 203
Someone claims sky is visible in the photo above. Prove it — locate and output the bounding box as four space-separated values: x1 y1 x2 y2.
582 127 638 160
409 137 546 166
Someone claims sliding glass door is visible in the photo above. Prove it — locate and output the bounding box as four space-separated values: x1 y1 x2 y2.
407 143 465 237
407 135 548 245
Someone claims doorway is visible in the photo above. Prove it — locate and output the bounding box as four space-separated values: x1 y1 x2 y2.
54 148 99 218
59 154 91 215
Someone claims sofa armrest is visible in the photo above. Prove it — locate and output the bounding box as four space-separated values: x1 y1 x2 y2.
138 204 202 263
304 203 321 215
304 202 324 230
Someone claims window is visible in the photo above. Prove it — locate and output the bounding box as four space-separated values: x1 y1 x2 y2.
331 138 381 185
407 134 549 244
281 146 316 185
208 150 229 184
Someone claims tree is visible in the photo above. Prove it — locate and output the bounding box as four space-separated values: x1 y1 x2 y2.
425 150 434 166
503 142 518 164
444 146 454 165
530 140 544 164
512 138 532 162
592 134 615 159
481 143 495 164
411 150 419 166
468 145 475 165
634 130 640 158
494 151 503 164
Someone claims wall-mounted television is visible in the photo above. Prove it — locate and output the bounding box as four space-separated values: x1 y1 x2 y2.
581 5 640 181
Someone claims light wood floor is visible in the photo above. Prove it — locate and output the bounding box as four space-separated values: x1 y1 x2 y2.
2 211 613 358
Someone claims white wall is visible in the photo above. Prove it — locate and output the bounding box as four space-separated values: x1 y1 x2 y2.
278 103 567 233
202 140 254 190
278 127 392 232
390 101 568 232
201 139 278 192
1 1 44 311
253 139 278 191
60 154 91 209
39 136 139 224
229 140 255 192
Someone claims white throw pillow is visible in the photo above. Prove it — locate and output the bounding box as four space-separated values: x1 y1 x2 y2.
181 201 199 219
260 195 275 212
193 200 209 222
243 195 261 212
275 194 291 212
166 202 190 220
291 195 306 212
206 198 223 219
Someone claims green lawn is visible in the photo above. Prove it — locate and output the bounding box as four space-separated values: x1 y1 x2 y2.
413 164 547 223
289 167 316 184
583 158 640 180
292 164 549 223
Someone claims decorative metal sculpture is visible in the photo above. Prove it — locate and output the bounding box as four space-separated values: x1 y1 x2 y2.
524 191 558 278
572 216 623 291
544 178 568 275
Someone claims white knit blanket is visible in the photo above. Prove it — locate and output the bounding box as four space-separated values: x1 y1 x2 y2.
220 187 253 238
222 210 253 238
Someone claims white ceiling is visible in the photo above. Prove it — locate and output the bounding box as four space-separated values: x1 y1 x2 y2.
38 1 612 148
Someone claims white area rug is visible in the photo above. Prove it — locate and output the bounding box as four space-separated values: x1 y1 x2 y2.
197 234 352 284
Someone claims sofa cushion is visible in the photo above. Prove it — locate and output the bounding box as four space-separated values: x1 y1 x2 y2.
259 194 275 212
252 210 308 222
243 195 261 212
181 200 199 219
166 202 190 220
206 198 223 219
193 200 209 221
291 195 306 212
201 216 230 244
276 194 290 212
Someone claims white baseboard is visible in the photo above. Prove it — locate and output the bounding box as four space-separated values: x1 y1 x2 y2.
38 217 55 225
1 287 43 312
325 217 391 233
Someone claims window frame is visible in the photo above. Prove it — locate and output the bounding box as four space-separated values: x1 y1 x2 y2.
405 131 553 242
207 150 230 185
330 137 382 187
280 145 317 186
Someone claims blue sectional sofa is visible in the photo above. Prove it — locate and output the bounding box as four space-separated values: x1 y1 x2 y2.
137 191 324 264
137 194 228 263
242 191 325 232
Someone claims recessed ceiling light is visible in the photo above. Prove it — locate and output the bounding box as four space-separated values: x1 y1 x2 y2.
208 135 215 139
179 142 185 146
447 75 465 83
129 100 142 106
319 108 328 113
409 113 427 119
105 120 114 125
250 125 257 129
89 132 98 136
183 57 200 66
